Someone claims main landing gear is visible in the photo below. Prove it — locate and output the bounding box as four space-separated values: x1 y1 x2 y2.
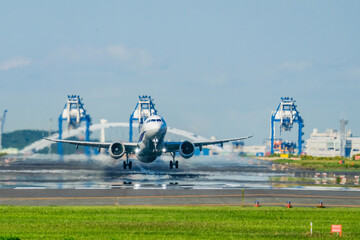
169 152 178 169
123 153 132 169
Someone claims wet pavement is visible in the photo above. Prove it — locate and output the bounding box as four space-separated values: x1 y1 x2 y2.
0 154 360 206
0 153 359 190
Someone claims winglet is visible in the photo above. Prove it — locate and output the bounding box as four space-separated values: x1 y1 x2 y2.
250 128 255 138
247 134 254 140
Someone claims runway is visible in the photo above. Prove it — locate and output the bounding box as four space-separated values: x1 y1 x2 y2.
1 188 360 207
1 154 360 207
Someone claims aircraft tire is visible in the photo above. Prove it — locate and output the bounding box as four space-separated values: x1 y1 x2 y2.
123 161 127 169
169 161 173 169
175 161 179 169
129 161 132 169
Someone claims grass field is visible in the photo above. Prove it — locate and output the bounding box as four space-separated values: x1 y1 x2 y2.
271 157 360 171
0 206 359 239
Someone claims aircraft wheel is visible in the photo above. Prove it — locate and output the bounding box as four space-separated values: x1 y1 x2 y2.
123 161 127 169
129 161 132 169
175 161 179 169
169 161 173 169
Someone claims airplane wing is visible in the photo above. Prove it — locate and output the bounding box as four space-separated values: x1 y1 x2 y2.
164 135 253 152
45 138 138 153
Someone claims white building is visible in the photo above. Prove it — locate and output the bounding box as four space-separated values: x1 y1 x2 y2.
305 129 360 157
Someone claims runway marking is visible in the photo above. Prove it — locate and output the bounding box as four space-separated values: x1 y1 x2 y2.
245 193 360 199
105 203 360 208
117 203 360 208
0 193 360 201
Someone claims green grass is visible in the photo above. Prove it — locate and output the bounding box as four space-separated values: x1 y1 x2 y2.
0 206 359 239
272 159 297 164
272 157 360 171
270 176 314 183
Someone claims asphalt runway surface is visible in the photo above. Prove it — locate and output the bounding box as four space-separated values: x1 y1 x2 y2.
1 188 360 207
0 154 360 207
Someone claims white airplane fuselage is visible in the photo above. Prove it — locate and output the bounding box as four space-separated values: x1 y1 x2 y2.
136 115 167 163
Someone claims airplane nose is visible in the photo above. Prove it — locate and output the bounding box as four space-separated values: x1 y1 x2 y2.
156 122 166 132
158 123 166 131
150 122 162 131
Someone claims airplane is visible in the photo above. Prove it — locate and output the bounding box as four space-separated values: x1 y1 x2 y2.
46 114 253 169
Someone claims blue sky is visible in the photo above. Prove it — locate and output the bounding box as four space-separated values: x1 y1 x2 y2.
1 0 360 144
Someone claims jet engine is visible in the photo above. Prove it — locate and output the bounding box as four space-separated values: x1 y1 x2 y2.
179 141 195 159
109 142 125 159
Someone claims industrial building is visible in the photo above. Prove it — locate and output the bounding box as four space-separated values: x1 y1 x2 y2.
305 128 360 157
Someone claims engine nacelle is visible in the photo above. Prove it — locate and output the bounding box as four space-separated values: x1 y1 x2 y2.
179 141 195 159
109 142 125 159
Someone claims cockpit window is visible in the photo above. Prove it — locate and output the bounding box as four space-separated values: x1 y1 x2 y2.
146 117 163 123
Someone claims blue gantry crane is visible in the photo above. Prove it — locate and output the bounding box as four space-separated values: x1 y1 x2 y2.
129 95 158 142
58 95 91 156
270 97 304 155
